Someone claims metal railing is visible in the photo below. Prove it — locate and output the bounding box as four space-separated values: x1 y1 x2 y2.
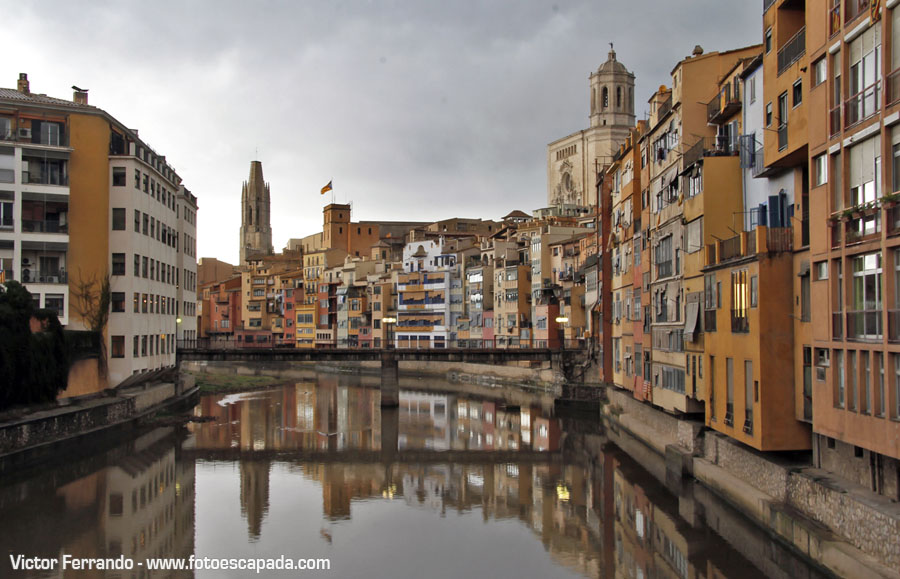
752 146 766 178
719 235 742 261
845 82 881 128
845 0 869 23
731 310 749 333
888 68 900 107
22 170 68 186
777 27 806 76
683 136 738 168
888 310 900 342
658 94 673 120
846 309 883 340
176 337 588 351
833 311 844 340
20 269 67 284
707 85 741 124
21 220 68 234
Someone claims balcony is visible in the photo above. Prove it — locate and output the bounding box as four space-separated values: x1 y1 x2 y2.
21 219 68 234
22 157 69 186
888 68 900 108
683 135 738 168
707 84 741 124
829 105 842 139
704 309 717 332
719 235 742 262
764 0 776 12
889 310 900 342
21 268 67 284
777 27 806 76
845 0 869 23
846 309 882 341
845 82 880 129
833 311 844 340
731 310 749 333
658 94 673 120
777 124 788 151
845 210 881 244
742 408 754 435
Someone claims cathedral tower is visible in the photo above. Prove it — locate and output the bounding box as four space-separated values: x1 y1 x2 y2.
547 45 636 208
239 160 273 264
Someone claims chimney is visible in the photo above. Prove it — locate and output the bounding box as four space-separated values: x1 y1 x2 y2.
73 89 88 105
17 73 29 94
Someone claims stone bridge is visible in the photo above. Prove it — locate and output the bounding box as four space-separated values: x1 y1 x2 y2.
176 344 589 406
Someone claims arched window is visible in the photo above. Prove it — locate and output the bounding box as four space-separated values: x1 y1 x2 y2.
616 87 622 108
602 87 609 109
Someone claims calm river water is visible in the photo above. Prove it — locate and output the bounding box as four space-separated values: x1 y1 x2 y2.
0 373 831 578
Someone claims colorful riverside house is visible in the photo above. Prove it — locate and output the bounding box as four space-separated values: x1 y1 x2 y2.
684 52 761 409
645 44 761 415
396 238 455 348
703 225 808 450
607 126 643 394
803 0 900 497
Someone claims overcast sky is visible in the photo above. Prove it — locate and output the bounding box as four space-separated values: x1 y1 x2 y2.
5 1 761 264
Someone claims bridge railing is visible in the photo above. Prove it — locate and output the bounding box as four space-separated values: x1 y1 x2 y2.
177 337 588 351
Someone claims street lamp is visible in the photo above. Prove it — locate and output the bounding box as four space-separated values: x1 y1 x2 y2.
382 316 397 349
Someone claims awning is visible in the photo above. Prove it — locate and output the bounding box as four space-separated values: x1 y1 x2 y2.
797 260 810 277
684 302 699 341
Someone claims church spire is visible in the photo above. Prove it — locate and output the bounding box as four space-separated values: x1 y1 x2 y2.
239 160 273 264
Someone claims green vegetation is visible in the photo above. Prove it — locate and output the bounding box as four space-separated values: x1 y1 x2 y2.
0 281 69 409
190 371 284 393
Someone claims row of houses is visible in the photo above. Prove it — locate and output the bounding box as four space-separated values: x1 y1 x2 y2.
599 0 900 501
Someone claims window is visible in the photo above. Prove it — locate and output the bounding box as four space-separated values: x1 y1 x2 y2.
112 207 125 230
726 357 734 424
111 253 125 276
813 57 827 87
731 269 749 332
792 80 803 107
814 154 827 187
685 218 702 254
142 256 148 278
111 336 125 358
749 76 756 103
112 167 126 186
656 235 673 278
44 294 64 316
111 292 125 312
765 28 772 54
801 272 811 322
750 275 758 307
847 25 881 126
851 252 882 339
765 102 773 127
0 200 12 228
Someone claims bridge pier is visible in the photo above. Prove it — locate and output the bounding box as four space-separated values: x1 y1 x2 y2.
380 350 399 407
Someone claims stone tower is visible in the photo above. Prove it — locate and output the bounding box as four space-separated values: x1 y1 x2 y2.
239 160 273 264
547 45 636 208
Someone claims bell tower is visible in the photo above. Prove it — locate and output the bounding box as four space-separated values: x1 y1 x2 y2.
239 160 273 264
589 44 635 129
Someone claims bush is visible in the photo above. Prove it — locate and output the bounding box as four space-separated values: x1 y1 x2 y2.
0 282 70 409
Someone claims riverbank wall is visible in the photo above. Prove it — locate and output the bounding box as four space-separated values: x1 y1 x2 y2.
0 373 197 471
602 387 900 578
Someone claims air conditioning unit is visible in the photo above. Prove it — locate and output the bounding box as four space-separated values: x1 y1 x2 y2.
17 128 31 139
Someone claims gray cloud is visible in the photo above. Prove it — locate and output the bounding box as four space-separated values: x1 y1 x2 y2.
4 0 760 263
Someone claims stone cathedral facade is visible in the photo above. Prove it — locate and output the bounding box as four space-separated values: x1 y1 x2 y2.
239 160 274 264
547 46 635 209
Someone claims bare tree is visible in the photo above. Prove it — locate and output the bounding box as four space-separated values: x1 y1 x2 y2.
70 270 111 376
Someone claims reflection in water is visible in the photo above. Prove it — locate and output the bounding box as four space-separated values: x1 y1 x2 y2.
0 427 195 578
0 375 829 579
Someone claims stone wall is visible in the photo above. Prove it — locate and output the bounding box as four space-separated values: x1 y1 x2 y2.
815 434 900 501
702 432 791 502
787 470 900 570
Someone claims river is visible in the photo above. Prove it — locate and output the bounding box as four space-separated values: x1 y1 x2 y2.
0 372 831 578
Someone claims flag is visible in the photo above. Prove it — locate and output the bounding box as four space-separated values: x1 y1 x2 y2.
320 181 332 195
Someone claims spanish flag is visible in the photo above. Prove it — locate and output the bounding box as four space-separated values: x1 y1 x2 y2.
320 180 333 195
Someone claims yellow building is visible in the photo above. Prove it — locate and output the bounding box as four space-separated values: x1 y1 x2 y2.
704 226 810 450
